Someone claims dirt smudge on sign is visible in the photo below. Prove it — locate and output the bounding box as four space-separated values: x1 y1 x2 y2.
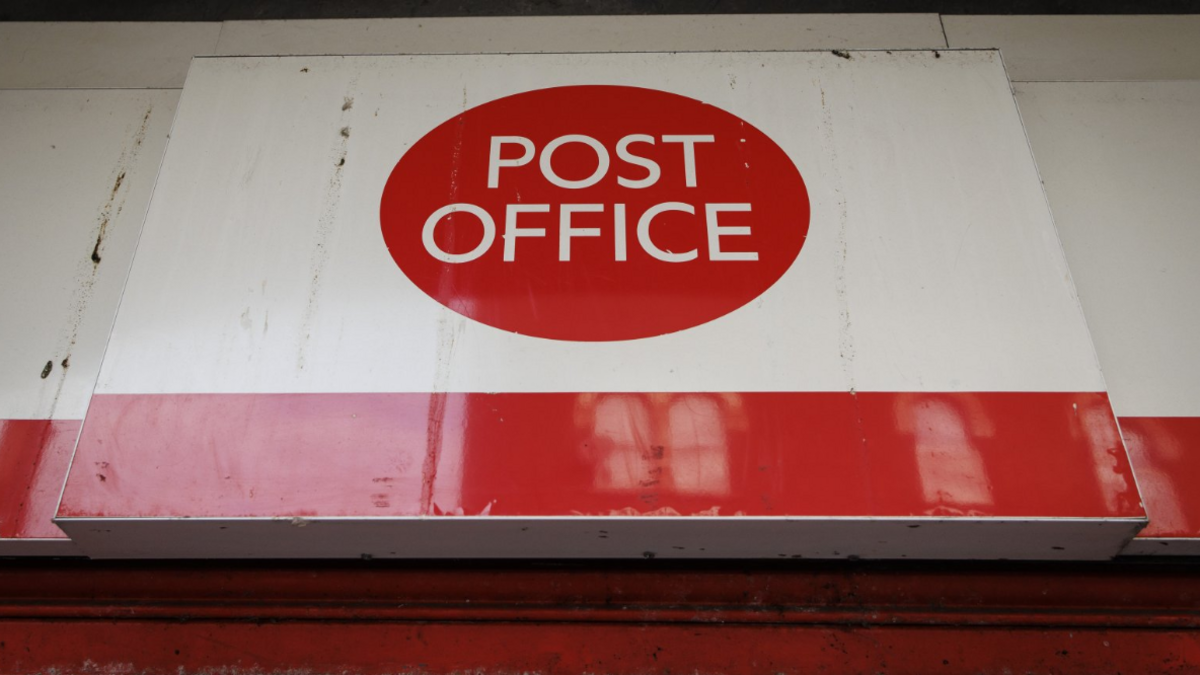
413 88 475 515
297 82 357 371
816 79 871 464
90 170 125 265
419 391 448 516
420 311 465 516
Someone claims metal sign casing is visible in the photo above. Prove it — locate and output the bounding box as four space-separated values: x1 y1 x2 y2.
54 51 1147 559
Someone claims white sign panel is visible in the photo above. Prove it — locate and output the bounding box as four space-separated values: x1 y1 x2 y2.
55 52 1146 559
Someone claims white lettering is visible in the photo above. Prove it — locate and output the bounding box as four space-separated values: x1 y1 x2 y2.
540 135 610 189
613 203 628 262
638 202 698 263
616 134 660 189
503 203 550 261
705 203 757 261
559 204 604 262
487 136 535 189
662 135 715 187
422 204 496 263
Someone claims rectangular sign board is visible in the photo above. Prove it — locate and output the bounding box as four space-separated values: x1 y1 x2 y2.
55 51 1147 559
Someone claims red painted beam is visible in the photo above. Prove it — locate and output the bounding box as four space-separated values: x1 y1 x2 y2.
1 560 1198 674
3 621 1198 675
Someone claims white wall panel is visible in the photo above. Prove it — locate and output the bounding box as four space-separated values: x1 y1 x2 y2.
0 89 179 419
944 15 1200 81
1015 81 1200 418
0 22 220 88
214 15 946 56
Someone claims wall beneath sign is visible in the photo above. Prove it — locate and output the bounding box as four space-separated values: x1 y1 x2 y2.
0 15 1197 557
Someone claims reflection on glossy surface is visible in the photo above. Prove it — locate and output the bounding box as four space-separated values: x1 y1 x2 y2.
895 395 995 515
1121 417 1200 538
581 394 734 498
60 392 1145 521
1080 404 1136 515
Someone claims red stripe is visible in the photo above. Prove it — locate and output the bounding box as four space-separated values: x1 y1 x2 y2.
1121 416 1200 539
59 392 1142 520
0 419 80 539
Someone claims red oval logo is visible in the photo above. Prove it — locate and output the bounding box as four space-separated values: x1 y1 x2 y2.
380 85 810 341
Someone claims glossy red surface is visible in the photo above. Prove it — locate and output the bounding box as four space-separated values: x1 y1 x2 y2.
0 559 1198 674
59 392 1143 519
1121 417 1200 539
0 419 79 539
380 85 809 341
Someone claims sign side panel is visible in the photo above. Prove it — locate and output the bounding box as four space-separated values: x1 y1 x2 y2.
1016 81 1200 553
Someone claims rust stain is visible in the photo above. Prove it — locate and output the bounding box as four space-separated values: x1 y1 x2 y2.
42 104 154 411
416 99 471 516
420 313 461 515
419 393 446 516
89 168 124 265
89 219 108 264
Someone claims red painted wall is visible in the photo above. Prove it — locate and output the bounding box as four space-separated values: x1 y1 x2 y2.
1 560 1197 674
